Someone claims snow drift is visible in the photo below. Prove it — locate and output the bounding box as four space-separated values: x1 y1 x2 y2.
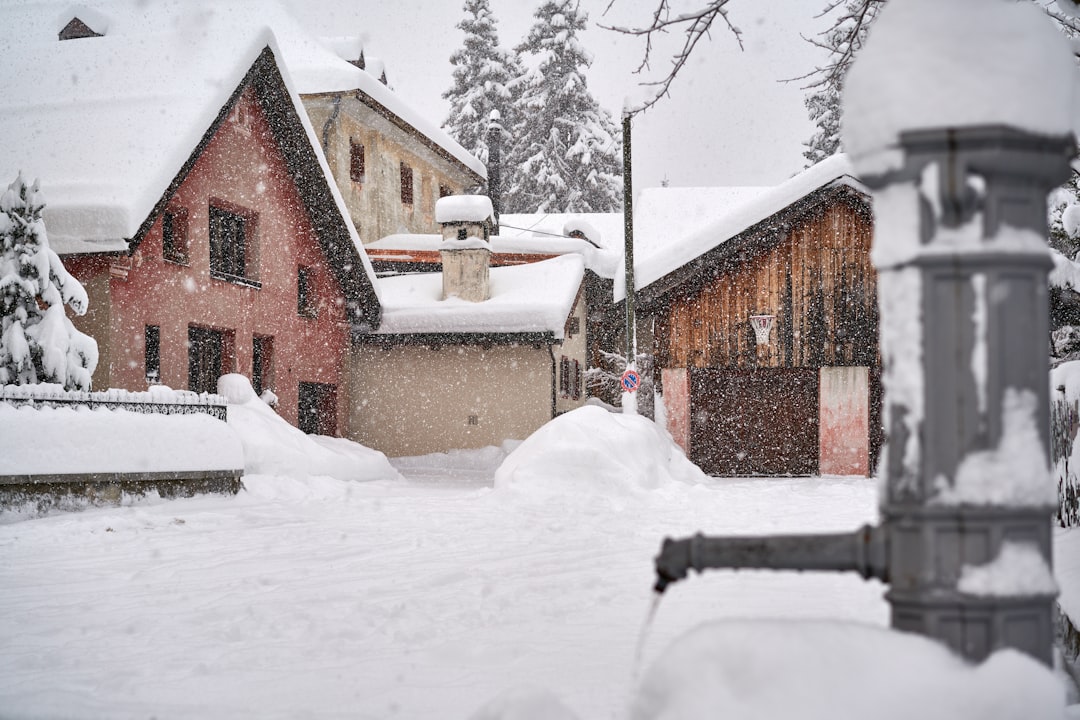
217 374 397 483
493 405 706 496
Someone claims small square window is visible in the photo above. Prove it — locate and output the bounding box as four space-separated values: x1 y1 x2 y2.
565 316 580 338
350 140 365 183
162 207 189 264
439 185 453 198
400 162 414 205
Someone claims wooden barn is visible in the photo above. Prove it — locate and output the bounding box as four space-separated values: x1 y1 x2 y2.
623 155 882 476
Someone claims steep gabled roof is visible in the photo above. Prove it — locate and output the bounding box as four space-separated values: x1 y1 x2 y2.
0 3 382 326
130 45 383 327
615 154 868 303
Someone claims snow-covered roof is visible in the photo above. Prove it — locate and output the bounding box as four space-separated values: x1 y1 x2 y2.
842 0 1078 175
369 231 617 279
497 212 623 277
615 154 866 301
366 254 584 338
0 0 482 254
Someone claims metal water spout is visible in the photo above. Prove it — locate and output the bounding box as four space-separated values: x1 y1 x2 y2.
651 0 1076 668
653 525 888 593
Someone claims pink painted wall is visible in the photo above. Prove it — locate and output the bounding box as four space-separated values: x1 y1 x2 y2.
67 88 352 434
662 367 691 453
818 366 870 476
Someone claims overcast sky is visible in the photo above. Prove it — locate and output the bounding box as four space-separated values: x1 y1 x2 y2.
283 0 833 191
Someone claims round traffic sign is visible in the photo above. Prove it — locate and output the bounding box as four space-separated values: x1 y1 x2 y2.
620 369 641 392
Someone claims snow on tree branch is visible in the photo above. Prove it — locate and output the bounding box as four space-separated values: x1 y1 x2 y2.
600 0 743 114
0 174 98 390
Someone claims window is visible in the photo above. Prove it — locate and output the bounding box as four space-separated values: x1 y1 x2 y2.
298 266 317 318
559 356 582 400
252 335 274 397
400 162 413 205
188 326 225 394
565 316 580 338
350 140 365 183
439 185 453 198
209 202 256 282
145 325 160 383
162 207 188 264
299 382 337 435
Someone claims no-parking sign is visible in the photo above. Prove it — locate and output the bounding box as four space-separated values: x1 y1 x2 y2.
620 369 641 392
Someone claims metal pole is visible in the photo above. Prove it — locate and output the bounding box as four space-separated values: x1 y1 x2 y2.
622 111 635 366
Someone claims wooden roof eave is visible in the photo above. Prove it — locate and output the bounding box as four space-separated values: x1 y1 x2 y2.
633 183 872 313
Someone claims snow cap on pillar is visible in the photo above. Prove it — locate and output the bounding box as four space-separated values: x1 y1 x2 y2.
436 195 494 303
841 0 1077 176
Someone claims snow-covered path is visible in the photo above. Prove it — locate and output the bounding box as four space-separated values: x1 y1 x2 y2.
0 454 885 719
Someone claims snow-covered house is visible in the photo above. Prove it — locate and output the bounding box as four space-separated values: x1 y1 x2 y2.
618 155 882 476
347 197 588 456
364 211 625 408
0 4 385 436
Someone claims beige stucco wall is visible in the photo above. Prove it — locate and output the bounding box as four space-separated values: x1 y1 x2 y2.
554 291 588 415
347 342 555 457
304 94 480 245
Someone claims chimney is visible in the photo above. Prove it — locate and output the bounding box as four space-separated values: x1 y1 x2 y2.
486 110 503 236
436 195 494 303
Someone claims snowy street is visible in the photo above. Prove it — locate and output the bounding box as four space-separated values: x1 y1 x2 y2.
0 450 885 719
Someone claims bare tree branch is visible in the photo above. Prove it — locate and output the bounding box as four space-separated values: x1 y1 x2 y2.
600 1 743 115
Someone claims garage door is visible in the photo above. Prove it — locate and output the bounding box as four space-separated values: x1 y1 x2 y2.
690 367 820 476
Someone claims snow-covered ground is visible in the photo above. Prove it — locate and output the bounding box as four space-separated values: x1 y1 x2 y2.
0 392 1068 718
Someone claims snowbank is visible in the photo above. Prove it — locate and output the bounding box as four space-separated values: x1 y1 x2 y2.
631 619 1065 720
493 406 706 496
218 374 397 484
0 403 242 475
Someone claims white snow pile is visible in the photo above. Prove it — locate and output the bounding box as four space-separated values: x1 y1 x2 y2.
469 686 581 720
493 405 706 497
217 374 397 484
0 402 242 476
957 542 1058 597
435 194 494 224
933 388 1056 507
631 619 1064 720
842 0 1077 174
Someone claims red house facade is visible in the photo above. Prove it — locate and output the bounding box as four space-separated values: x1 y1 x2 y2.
64 48 381 435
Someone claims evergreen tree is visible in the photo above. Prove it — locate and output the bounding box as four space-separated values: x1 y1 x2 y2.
0 174 97 390
801 0 881 166
504 0 622 214
442 0 523 168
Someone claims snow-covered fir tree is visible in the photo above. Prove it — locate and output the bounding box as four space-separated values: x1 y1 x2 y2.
504 0 622 214
442 0 523 169
801 0 881 166
0 174 97 390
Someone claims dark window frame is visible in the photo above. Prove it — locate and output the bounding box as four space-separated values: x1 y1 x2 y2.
400 162 414 205
145 325 160 383
298 266 317 319
253 335 274 397
209 200 259 286
350 140 365 183
162 206 189 264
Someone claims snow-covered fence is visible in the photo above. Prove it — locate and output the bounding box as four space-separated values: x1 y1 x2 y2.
0 384 228 421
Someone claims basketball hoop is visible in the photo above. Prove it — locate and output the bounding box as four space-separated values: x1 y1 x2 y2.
749 314 775 345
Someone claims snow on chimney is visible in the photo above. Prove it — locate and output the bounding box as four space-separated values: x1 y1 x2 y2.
436 195 494 303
